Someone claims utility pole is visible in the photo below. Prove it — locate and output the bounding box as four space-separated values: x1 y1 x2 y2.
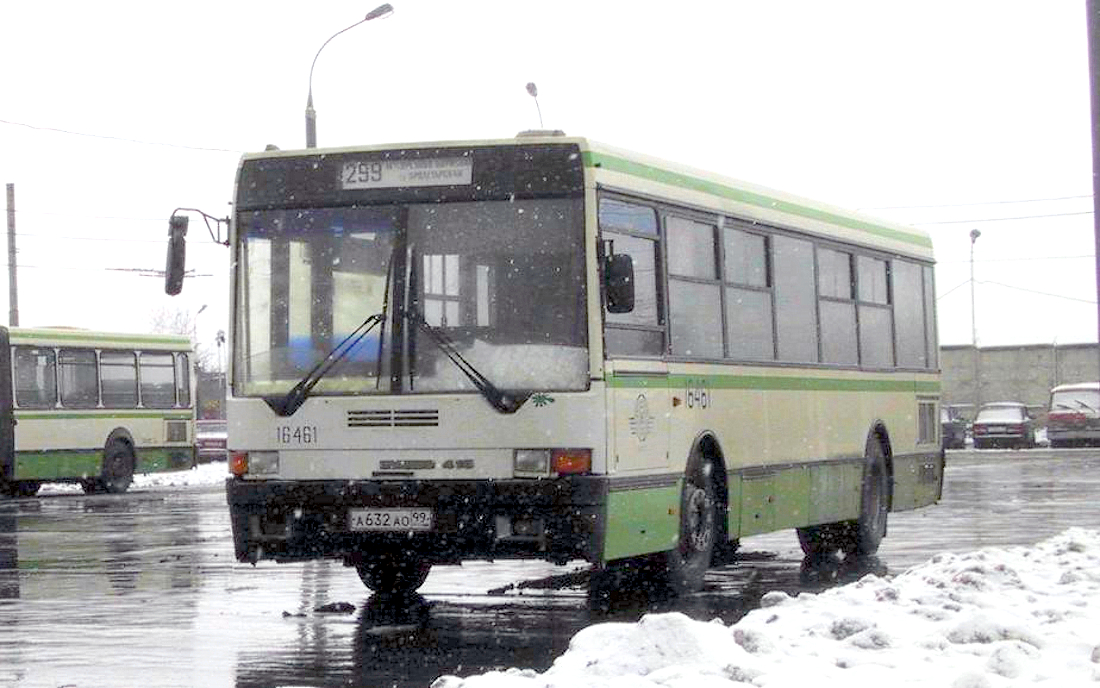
970 228 981 415
6 183 17 326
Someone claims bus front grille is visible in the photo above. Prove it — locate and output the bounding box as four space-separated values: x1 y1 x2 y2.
347 409 440 428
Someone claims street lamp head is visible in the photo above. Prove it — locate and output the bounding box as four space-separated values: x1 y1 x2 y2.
365 3 394 21
970 228 981 242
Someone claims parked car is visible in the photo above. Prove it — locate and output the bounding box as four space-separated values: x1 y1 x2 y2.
941 407 967 449
1047 381 1100 448
195 419 228 462
971 402 1035 449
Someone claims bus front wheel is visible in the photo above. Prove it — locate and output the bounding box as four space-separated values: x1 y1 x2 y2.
664 456 717 595
355 554 432 596
83 441 134 495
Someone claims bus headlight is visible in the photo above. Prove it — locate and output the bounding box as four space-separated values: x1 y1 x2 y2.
514 449 550 477
249 451 280 475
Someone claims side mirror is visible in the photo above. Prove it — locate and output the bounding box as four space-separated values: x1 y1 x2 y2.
604 253 635 314
165 215 188 296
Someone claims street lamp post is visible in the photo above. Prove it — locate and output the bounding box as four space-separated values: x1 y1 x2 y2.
970 229 982 415
306 4 394 148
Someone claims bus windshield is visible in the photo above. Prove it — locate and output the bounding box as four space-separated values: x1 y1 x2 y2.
236 197 588 398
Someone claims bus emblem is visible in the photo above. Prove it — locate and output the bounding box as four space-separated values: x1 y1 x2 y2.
629 394 655 442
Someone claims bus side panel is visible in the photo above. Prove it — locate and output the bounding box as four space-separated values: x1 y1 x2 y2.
602 482 680 562
890 451 945 511
14 449 100 480
807 460 862 525
0 329 12 483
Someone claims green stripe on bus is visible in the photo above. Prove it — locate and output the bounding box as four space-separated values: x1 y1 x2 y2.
14 447 194 480
609 373 940 394
15 450 101 480
9 329 190 347
14 411 192 421
583 151 932 249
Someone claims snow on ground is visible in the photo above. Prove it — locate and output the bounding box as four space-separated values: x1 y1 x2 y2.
433 529 1100 688
37 460 228 495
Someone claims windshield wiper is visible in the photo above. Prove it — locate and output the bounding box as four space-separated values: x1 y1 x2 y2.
272 313 385 417
401 308 527 414
1076 400 1098 413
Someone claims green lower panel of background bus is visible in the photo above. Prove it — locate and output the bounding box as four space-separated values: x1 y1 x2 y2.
603 483 682 561
14 447 193 480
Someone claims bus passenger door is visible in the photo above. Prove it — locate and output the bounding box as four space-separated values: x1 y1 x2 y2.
608 362 670 472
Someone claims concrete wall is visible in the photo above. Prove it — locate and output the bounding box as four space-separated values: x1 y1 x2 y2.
941 344 1099 421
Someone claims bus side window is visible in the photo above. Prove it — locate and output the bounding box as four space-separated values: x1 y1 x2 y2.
599 197 664 357
14 346 57 408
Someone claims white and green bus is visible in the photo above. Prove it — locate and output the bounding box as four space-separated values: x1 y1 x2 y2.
167 134 943 595
0 327 195 497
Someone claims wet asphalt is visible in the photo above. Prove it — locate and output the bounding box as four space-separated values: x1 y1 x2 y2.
1 449 1098 688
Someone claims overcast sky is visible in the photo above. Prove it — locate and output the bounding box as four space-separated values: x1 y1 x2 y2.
0 0 1096 359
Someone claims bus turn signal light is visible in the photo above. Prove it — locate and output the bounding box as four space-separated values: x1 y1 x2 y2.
551 448 591 475
230 452 249 476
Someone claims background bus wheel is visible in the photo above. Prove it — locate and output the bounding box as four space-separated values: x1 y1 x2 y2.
98 441 134 495
843 437 889 556
355 554 432 596
664 457 716 595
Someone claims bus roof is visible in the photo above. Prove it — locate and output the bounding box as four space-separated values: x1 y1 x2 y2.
240 134 934 262
7 327 192 351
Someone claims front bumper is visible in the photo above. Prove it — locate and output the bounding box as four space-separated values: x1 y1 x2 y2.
226 476 609 566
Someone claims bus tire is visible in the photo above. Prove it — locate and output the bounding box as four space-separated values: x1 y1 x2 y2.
843 436 889 556
98 441 134 494
796 523 844 559
664 454 717 595
355 554 432 596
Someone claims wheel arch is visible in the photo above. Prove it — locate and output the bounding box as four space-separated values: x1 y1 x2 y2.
865 421 894 510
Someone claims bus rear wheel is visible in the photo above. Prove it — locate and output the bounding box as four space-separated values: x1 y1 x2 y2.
355 554 432 596
843 436 889 556
664 456 716 595
796 523 845 559
797 436 889 559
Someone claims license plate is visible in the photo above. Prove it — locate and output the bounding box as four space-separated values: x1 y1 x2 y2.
988 426 1005 433
348 508 433 532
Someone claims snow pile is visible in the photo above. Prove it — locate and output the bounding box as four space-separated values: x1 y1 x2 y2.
433 528 1100 687
134 460 228 488
37 461 228 495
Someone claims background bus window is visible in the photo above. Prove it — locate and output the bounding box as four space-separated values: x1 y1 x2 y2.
59 349 98 408
140 352 176 408
818 247 858 365
857 256 894 368
723 227 774 360
14 347 57 408
101 351 138 408
175 353 191 407
773 235 818 362
893 260 927 368
667 216 722 359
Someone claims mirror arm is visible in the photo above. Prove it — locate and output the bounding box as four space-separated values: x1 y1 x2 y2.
172 207 230 246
